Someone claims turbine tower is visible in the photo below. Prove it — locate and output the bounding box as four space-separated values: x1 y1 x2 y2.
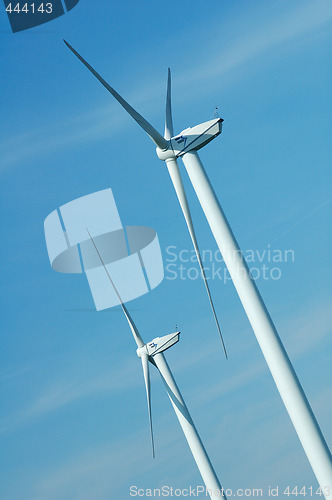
64 41 332 496
87 229 226 500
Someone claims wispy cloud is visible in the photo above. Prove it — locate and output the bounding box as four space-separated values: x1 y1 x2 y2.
0 357 141 433
177 0 332 88
1 302 330 499
1 0 331 171
1 294 329 440
280 300 332 359
27 433 152 500
0 104 129 171
0 364 33 382
24 398 201 500
180 299 331 410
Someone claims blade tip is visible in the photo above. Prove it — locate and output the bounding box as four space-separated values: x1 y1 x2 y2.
63 39 72 50
63 39 75 53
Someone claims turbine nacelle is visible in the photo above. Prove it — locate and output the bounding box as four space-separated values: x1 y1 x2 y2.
137 331 180 358
157 118 223 161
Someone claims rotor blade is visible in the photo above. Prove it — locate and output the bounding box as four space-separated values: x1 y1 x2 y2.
164 68 174 140
86 228 144 348
166 159 228 358
64 40 168 151
141 352 155 458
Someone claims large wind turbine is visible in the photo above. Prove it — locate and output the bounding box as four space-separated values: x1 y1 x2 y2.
63 41 227 358
87 228 226 500
64 41 332 495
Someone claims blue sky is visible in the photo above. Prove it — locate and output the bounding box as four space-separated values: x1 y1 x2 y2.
0 0 331 498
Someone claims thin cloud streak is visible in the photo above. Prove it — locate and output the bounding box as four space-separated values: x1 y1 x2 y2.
1 296 329 436
1 0 331 171
0 358 141 434
177 0 332 88
0 106 128 171
184 300 331 409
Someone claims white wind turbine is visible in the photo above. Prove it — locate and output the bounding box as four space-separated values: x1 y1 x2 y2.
63 41 227 359
86 228 226 500
64 41 332 495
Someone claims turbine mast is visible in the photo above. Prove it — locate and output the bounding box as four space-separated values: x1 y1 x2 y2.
181 150 332 496
153 352 225 499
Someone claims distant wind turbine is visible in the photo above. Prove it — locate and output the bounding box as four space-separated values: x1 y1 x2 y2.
87 228 226 500
64 42 332 496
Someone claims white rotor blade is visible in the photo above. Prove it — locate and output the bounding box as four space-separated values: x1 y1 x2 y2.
163 70 227 357
164 68 174 140
87 228 156 457
86 228 144 348
64 40 168 151
141 352 155 458
166 159 227 358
